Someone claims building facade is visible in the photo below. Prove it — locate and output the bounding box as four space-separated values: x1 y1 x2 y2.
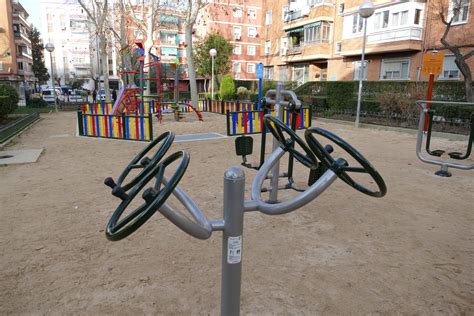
261 0 473 84
40 0 119 90
0 0 35 105
196 0 264 81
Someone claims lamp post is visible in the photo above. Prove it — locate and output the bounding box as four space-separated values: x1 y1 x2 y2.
209 48 217 101
355 1 374 128
45 43 58 113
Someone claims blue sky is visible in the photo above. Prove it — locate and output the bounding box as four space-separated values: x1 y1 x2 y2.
21 0 42 29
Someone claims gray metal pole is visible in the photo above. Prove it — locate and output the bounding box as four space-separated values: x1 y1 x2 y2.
355 18 368 128
268 82 283 203
211 55 214 101
221 166 245 316
50 52 58 113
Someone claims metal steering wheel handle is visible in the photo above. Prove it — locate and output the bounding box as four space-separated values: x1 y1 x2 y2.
305 127 387 197
251 147 339 215
264 115 318 169
106 151 189 241
104 131 175 193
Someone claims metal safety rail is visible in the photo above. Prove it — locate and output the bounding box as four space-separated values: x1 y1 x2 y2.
415 100 474 176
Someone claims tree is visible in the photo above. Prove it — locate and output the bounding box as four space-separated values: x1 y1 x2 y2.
220 74 235 100
184 0 207 108
28 27 49 87
194 33 233 91
78 0 112 102
437 0 474 101
0 84 19 121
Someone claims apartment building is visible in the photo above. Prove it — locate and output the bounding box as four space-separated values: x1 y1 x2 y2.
261 0 473 84
40 0 119 89
196 0 264 81
0 0 35 105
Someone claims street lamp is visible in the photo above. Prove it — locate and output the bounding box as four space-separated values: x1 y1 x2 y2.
355 1 374 128
45 43 58 113
209 48 217 101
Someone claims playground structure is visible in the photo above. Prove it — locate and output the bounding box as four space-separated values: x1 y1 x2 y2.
103 87 387 315
416 100 474 177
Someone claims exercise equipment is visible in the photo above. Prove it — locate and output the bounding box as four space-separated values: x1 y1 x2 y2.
104 115 387 315
416 100 474 177
234 83 312 195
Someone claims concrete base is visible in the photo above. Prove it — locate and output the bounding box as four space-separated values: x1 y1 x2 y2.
0 149 43 165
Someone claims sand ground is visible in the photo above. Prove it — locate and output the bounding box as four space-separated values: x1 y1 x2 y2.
0 111 473 315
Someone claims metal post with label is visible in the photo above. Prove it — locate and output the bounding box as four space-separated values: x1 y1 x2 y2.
421 50 444 131
221 167 245 316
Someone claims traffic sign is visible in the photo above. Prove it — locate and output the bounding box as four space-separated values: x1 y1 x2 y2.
256 63 264 79
422 51 444 76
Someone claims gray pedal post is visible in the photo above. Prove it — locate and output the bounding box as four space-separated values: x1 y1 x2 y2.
268 82 284 203
221 167 245 316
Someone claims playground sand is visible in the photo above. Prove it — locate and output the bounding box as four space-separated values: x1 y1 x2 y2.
0 111 473 315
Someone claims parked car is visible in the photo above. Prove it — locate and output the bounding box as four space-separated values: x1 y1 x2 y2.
68 90 83 103
97 89 106 101
41 88 65 103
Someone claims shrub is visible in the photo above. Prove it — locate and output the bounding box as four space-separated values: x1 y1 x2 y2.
236 86 250 100
0 84 19 120
326 81 356 110
220 75 235 100
377 83 424 116
26 98 49 108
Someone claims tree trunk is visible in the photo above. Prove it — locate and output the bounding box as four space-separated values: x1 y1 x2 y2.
185 26 198 107
100 39 111 102
144 11 154 95
465 75 473 102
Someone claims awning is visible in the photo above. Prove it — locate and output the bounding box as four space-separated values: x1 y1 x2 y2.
286 27 304 33
160 15 179 23
160 30 178 34
304 22 321 29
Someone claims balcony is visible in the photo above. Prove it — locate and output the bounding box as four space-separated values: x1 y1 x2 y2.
287 45 303 55
367 26 422 44
285 10 303 22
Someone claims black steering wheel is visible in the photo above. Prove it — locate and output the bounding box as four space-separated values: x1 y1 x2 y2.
264 115 318 169
105 131 175 192
305 128 386 197
106 151 190 241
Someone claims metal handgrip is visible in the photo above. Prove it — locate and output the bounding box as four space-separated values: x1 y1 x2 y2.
265 89 302 110
250 147 338 215
158 176 213 239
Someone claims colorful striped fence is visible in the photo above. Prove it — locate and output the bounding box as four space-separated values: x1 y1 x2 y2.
197 100 257 114
226 106 312 136
77 102 154 141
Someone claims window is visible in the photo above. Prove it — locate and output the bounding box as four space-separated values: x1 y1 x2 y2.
414 9 422 24
304 21 330 43
247 45 256 56
248 9 256 20
450 0 470 23
354 61 368 80
247 63 255 73
161 32 178 44
280 37 288 55
352 14 363 33
264 66 274 80
338 3 344 15
265 41 271 54
391 12 399 27
374 10 389 30
336 42 342 53
279 65 289 81
293 64 309 86
266 11 272 25
233 26 241 40
282 6 289 21
233 8 242 18
248 27 257 38
400 11 408 25
440 55 461 79
17 62 24 70
233 44 241 55
391 10 408 26
233 62 241 73
380 58 410 79
0 61 3 71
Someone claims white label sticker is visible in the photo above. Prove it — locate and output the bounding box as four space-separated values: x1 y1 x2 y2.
227 235 242 264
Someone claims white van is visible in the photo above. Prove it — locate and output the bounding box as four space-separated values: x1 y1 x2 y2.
42 88 65 103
